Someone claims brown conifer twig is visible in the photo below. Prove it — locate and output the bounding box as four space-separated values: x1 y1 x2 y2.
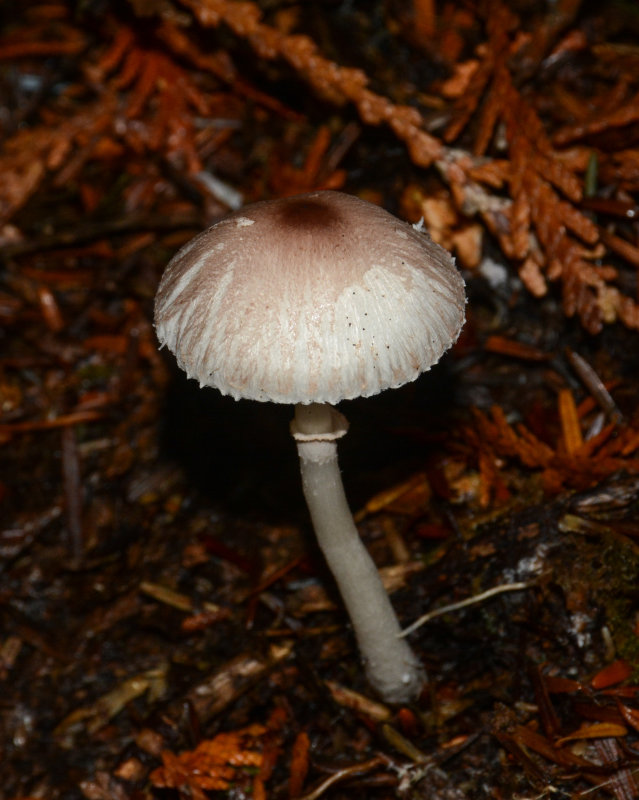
178 0 445 168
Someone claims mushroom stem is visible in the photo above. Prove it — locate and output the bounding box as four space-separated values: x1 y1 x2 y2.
292 402 425 704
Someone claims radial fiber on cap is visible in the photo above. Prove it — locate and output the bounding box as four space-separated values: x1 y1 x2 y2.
154 191 465 404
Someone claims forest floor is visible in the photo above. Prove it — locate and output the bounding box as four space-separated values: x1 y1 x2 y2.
1 1 639 798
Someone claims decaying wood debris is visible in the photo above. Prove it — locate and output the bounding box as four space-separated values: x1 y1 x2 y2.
1 1 638 798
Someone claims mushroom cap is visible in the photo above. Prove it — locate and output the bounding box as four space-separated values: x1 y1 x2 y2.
154 190 465 404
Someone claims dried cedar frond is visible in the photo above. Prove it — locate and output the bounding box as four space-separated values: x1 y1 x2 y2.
438 0 639 332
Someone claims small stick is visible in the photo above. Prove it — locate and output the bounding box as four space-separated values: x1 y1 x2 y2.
566 348 623 424
400 581 533 638
297 757 385 800
139 581 223 614
61 426 83 560
558 388 583 455
0 410 103 435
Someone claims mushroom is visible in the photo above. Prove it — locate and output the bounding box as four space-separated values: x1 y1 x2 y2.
154 190 465 703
